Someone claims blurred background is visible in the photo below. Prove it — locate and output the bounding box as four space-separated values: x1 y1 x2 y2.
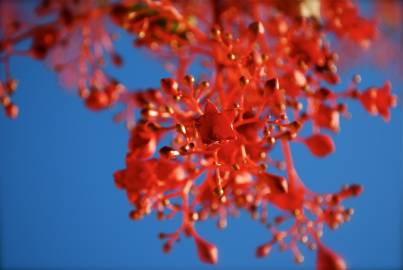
1 1 402 269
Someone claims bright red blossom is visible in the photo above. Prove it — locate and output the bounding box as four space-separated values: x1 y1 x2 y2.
196 101 236 145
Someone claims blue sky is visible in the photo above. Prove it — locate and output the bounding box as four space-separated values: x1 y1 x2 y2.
0 2 402 270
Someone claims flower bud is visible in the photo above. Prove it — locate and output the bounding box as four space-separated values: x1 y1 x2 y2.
85 90 110 111
317 244 346 270
304 134 335 157
4 103 19 119
249 21 265 37
161 78 179 96
194 237 218 264
256 243 272 258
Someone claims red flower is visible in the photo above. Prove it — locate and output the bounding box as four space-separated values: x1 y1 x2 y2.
195 100 236 144
127 124 157 160
313 104 340 132
359 81 397 121
117 159 156 193
115 158 186 204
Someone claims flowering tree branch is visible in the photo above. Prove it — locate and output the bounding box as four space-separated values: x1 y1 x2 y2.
0 0 399 269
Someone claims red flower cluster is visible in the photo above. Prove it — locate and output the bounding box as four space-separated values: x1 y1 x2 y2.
0 0 398 269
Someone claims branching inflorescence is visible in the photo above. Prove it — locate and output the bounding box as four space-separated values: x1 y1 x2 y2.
0 0 398 269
